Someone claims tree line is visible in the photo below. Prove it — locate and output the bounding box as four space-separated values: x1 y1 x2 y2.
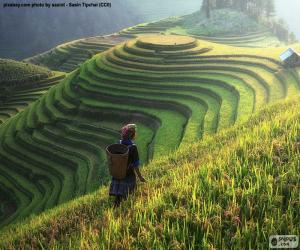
202 0 275 19
201 0 297 43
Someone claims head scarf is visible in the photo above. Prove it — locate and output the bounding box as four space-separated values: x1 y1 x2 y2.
121 123 137 140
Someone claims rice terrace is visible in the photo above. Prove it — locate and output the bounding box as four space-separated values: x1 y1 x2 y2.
0 0 299 249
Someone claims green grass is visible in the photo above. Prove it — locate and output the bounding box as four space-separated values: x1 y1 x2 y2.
25 36 126 73
0 59 51 87
118 9 284 49
0 72 65 124
0 94 299 249
170 9 284 48
81 97 187 158
0 4 300 242
0 32 300 229
22 7 292 78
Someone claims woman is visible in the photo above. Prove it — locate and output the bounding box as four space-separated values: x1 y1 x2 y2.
109 123 146 207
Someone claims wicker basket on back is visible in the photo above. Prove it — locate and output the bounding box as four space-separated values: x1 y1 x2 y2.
106 144 129 179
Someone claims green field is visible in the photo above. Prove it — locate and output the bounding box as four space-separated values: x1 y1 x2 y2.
0 33 299 229
25 9 288 74
24 7 290 82
0 7 300 248
120 9 284 48
26 35 127 73
0 59 65 125
170 8 285 48
0 93 299 249
0 59 51 86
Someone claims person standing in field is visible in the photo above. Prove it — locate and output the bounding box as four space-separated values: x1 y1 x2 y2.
109 123 146 207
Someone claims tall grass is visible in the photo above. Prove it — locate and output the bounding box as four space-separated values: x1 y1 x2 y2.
0 95 299 249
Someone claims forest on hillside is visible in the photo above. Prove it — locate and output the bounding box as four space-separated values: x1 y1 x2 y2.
275 0 300 40
202 0 297 42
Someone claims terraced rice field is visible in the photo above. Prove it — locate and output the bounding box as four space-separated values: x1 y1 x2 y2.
26 14 283 75
119 16 283 48
119 17 182 38
26 35 127 73
171 29 283 48
1 34 299 227
0 73 65 124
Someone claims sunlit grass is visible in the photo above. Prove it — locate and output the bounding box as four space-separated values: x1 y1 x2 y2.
137 34 195 46
1 33 300 229
1 94 299 249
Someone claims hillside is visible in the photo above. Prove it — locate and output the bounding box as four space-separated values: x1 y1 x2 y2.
0 0 141 59
0 94 299 249
120 9 285 48
275 0 300 40
171 9 284 48
0 34 299 228
26 9 291 74
26 35 127 72
0 59 65 124
183 8 267 35
0 59 51 87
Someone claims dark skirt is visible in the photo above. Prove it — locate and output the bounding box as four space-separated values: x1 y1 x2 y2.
109 174 136 197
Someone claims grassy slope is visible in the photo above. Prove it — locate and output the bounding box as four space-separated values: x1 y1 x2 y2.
0 34 299 229
0 59 65 124
166 9 284 48
25 35 127 73
0 94 299 249
0 59 52 86
24 8 291 75
0 9 299 245
185 9 262 35
0 60 65 228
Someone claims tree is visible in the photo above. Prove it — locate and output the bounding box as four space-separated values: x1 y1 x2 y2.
273 19 289 42
209 0 275 20
256 0 265 19
202 0 212 18
232 0 241 9
289 32 298 43
216 0 226 8
265 0 275 18
240 0 248 12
